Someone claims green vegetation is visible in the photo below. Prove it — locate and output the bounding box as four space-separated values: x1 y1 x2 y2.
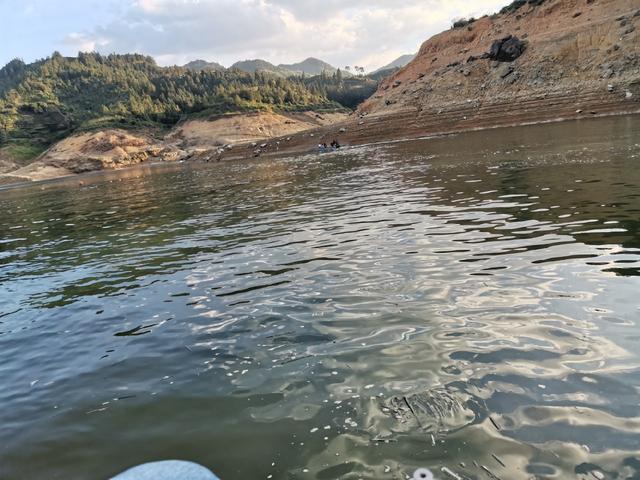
452 17 477 29
0 52 342 153
3 142 46 161
304 70 378 110
225 58 339 78
0 53 386 161
499 0 547 15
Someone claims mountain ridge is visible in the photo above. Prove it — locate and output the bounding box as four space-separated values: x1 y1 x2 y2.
230 58 291 76
183 59 225 71
181 57 342 77
372 54 416 74
277 57 337 76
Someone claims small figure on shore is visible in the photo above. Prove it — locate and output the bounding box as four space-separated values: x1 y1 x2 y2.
330 139 341 149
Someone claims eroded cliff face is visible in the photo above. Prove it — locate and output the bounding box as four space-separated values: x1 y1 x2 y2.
165 111 348 148
360 0 640 117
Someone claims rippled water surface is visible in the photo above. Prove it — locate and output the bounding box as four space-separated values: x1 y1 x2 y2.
1 116 640 480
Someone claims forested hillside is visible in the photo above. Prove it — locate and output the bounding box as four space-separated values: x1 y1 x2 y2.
304 70 378 110
0 53 339 155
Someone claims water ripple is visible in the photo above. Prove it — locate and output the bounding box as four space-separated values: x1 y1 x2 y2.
0 116 639 479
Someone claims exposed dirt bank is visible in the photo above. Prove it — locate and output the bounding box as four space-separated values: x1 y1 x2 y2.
0 111 348 183
167 111 347 148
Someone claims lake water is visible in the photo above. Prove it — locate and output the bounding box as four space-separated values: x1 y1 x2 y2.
1 116 640 480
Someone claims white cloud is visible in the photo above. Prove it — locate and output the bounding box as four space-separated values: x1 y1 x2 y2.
67 0 509 71
63 33 97 52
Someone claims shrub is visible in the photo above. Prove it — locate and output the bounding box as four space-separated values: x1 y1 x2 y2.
500 0 547 15
452 17 477 29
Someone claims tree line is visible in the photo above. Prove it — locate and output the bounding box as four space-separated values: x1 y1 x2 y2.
0 52 344 147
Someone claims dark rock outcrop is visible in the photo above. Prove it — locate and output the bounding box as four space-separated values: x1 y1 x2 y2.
489 35 527 62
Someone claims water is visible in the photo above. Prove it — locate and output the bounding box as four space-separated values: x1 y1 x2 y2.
1 116 639 480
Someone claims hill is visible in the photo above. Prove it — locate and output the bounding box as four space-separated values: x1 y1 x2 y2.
359 0 640 123
230 58 345 78
0 52 337 158
230 59 293 77
368 54 417 81
372 54 416 74
183 59 225 71
278 58 337 76
304 72 378 110
0 110 350 184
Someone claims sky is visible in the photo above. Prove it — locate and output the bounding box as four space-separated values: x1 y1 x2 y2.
0 0 509 72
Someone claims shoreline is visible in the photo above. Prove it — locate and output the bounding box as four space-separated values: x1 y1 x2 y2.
221 88 640 162
1 105 639 192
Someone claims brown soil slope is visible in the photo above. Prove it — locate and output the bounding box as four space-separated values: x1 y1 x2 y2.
2 130 167 183
363 0 640 115
237 0 640 159
167 111 347 148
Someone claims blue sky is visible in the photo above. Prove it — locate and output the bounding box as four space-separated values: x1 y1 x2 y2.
0 0 507 71
0 0 129 65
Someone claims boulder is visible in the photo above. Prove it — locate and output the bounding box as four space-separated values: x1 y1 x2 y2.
488 35 527 62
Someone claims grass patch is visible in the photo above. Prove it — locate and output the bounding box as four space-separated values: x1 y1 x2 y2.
5 142 46 162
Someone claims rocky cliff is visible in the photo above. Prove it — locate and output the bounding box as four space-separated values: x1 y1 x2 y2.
354 0 640 127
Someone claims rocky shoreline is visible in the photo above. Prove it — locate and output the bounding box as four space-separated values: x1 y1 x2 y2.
220 86 640 161
2 88 637 187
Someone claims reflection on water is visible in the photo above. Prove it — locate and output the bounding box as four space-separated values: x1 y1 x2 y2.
1 116 639 479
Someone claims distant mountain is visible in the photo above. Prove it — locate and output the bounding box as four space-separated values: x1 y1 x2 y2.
230 58 342 78
367 68 399 82
278 57 337 76
183 57 340 77
372 54 416 74
231 59 293 77
183 59 225 72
